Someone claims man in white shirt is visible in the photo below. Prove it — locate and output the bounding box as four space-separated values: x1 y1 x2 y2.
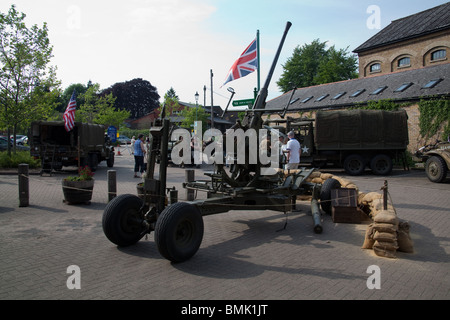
285 131 301 170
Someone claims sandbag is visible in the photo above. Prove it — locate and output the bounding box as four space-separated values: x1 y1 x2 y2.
320 173 333 180
373 231 397 242
362 192 383 204
373 240 398 251
373 210 398 225
373 246 397 259
362 224 375 249
311 177 323 184
372 223 398 233
309 171 322 179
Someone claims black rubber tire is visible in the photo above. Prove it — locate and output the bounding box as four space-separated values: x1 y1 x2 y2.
102 194 146 246
425 156 448 183
370 154 393 176
155 202 204 263
343 154 365 176
320 178 341 215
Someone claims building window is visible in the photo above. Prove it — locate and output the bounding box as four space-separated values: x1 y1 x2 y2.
423 79 443 89
370 63 381 73
398 57 411 68
301 96 313 103
315 94 329 102
431 49 446 61
394 82 413 92
370 86 387 95
350 89 365 97
332 92 346 100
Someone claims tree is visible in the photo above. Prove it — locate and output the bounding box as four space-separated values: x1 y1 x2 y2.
277 39 358 93
0 5 59 154
76 83 130 127
101 78 160 119
159 88 182 117
181 105 208 134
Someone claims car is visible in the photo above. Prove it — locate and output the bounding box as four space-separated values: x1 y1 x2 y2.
0 137 30 151
11 135 28 145
117 135 132 145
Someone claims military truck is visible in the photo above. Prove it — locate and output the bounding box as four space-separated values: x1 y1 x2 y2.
266 109 409 176
30 121 115 173
415 140 450 183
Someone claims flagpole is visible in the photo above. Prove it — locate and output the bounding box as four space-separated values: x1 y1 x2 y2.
257 29 261 93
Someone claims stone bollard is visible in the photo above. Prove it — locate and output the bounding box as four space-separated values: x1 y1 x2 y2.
185 169 195 201
18 163 29 207
107 170 117 202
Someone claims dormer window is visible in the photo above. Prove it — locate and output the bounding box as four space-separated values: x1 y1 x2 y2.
370 63 381 73
431 49 446 61
398 57 411 68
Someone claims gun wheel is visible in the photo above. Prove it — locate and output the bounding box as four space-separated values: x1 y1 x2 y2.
155 202 204 263
102 194 146 246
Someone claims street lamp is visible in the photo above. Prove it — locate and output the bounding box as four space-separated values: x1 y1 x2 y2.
195 91 199 122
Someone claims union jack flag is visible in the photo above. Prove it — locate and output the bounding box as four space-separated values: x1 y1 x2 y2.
63 90 77 132
223 38 258 86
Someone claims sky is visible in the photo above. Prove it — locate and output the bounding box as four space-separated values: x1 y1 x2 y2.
1 0 449 109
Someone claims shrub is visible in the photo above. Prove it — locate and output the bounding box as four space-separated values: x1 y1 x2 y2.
0 151 41 168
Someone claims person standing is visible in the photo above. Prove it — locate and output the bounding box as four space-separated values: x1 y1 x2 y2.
134 134 146 178
285 131 301 170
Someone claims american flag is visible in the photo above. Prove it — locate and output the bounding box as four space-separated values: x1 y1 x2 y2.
223 38 258 86
63 90 77 132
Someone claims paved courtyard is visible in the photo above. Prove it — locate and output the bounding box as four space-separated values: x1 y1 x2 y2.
0 151 449 303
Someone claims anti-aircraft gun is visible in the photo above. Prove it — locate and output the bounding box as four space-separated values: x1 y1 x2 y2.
102 22 339 263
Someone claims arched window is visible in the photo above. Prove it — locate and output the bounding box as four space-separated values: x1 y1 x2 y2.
370 63 381 73
398 57 410 67
431 49 446 61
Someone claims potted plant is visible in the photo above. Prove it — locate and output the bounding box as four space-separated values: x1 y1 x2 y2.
62 166 95 204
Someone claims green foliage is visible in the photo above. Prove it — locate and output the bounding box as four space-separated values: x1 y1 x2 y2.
0 4 59 152
363 99 400 111
419 98 450 141
0 151 40 168
75 83 130 127
181 106 208 134
277 39 358 93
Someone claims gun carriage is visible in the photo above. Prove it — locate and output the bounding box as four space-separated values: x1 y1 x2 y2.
102 22 341 262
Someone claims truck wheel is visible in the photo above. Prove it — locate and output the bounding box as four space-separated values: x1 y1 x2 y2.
320 178 341 215
425 156 448 183
370 154 393 176
344 154 365 176
102 194 146 246
155 202 204 263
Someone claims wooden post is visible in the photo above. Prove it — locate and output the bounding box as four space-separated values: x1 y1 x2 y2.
185 169 195 201
383 180 388 210
107 170 117 202
18 164 29 207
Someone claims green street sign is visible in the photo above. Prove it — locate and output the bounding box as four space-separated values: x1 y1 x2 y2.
232 99 254 107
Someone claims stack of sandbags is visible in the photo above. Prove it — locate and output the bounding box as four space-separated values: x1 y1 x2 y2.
358 191 394 219
362 209 399 258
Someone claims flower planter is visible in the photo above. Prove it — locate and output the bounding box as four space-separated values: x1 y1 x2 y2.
62 179 94 204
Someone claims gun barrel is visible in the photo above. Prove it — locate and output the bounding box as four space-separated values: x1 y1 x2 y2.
250 22 292 127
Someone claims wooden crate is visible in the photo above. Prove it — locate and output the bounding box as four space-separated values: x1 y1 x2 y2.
331 188 361 224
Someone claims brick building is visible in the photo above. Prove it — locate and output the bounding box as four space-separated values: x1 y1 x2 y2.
354 2 450 77
265 3 450 153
